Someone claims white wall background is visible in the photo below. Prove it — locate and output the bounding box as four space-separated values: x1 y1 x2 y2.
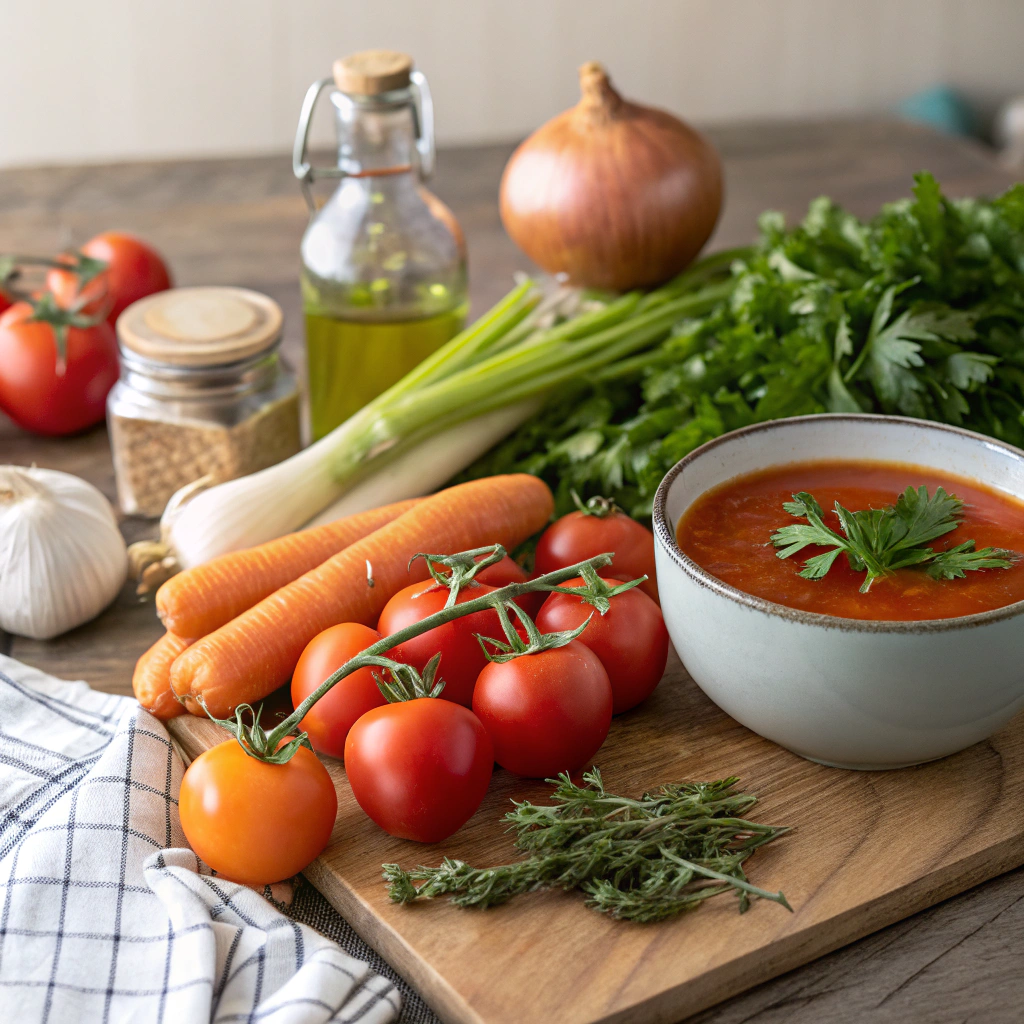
4 0 1024 167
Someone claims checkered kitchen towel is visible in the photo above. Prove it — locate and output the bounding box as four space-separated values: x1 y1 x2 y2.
0 654 400 1023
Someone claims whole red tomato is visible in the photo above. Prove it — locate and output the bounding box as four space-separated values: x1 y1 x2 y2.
292 622 387 759
0 302 119 435
534 503 659 604
378 580 501 706
537 578 668 714
345 698 493 842
179 739 337 885
48 231 172 324
472 641 612 778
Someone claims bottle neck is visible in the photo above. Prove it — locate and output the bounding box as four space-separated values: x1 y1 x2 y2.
332 91 418 176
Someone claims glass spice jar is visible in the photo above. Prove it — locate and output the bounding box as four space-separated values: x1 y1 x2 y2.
108 286 301 517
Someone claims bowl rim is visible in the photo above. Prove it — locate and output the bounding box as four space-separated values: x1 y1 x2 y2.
652 412 1024 634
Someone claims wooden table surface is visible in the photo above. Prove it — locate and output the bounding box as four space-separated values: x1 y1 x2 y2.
2 117 1022 1023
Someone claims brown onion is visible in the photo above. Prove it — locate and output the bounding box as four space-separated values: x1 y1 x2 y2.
500 62 723 292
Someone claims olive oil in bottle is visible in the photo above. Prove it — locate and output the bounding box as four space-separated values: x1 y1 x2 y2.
304 304 467 438
294 51 468 440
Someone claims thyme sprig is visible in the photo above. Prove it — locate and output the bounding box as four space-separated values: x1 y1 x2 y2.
384 768 790 923
772 486 1019 593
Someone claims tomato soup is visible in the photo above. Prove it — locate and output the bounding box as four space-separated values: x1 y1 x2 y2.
675 460 1024 621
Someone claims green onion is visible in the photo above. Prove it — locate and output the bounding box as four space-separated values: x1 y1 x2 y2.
163 260 733 569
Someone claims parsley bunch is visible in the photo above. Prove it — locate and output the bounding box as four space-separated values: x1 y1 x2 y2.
460 174 1024 517
771 486 1018 593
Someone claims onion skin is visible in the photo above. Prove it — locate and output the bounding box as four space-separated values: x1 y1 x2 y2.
500 62 723 291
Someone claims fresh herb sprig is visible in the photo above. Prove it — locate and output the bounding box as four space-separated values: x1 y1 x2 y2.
771 486 1018 593
383 768 790 923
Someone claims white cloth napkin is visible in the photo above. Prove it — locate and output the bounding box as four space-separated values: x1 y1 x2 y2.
0 654 400 1024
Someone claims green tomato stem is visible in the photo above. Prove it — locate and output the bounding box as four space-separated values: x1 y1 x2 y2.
215 550 618 763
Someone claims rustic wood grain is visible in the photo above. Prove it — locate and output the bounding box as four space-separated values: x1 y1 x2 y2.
3 117 1023 1022
169 650 1024 1024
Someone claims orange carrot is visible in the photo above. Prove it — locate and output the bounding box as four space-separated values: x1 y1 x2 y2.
156 498 420 639
170 475 554 718
133 632 194 720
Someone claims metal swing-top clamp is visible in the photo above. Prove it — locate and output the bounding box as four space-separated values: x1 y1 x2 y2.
292 49 436 212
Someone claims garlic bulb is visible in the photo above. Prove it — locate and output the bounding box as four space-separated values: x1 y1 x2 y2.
0 466 128 640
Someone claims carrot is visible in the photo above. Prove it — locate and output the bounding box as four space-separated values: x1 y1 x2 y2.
156 498 420 639
170 474 554 718
133 632 194 720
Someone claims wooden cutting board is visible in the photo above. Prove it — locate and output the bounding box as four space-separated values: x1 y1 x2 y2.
169 650 1024 1024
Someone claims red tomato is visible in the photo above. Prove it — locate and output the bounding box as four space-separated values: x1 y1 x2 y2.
534 508 659 604
179 739 337 885
345 698 493 842
48 231 172 324
0 303 119 435
537 577 668 714
378 580 501 706
475 554 545 616
291 623 387 759
472 641 612 778
0 292 10 316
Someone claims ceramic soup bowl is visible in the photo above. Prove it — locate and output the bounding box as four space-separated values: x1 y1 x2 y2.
652 414 1024 770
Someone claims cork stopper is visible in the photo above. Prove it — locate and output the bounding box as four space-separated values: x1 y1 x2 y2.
333 50 413 96
117 287 283 367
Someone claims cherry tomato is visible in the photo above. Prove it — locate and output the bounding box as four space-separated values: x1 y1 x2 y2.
48 231 172 324
537 577 668 714
378 580 501 706
0 302 119 435
472 641 612 778
179 739 337 885
291 623 387 759
535 506 659 603
475 554 545 616
345 698 493 842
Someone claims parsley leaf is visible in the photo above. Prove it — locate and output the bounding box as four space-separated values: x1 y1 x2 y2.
771 486 1018 593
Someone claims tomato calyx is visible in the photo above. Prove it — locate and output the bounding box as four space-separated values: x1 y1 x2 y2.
27 291 110 368
198 699 314 765
200 545 623 766
476 599 591 664
571 490 623 520
409 545 507 606
546 566 646 614
373 652 446 703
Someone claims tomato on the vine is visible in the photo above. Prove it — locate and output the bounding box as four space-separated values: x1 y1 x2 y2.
535 500 659 603
48 231 171 324
378 580 501 706
472 641 612 778
537 578 668 714
179 739 337 885
0 302 119 435
345 697 493 842
291 622 388 759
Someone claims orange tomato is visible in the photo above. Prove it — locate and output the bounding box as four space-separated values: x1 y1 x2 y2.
179 739 337 885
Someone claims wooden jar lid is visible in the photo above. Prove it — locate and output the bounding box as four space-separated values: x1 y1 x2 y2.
333 50 412 95
117 287 283 367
